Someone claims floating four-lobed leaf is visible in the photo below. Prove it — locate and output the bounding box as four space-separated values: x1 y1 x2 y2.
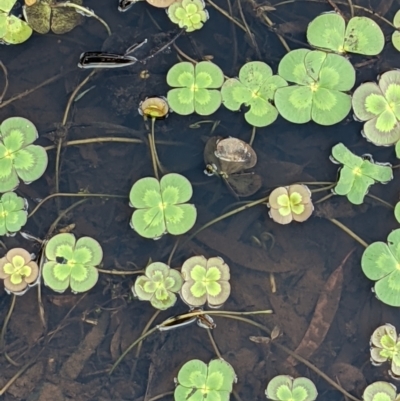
275 49 355 125
0 192 28 236
363 382 399 401
180 255 231 308
352 71 400 146
129 173 197 239
167 61 224 115
0 248 39 295
42 233 103 293
361 229 400 307
23 0 83 34
268 184 313 225
370 324 400 379
0 0 32 44
167 0 208 32
265 375 318 401
221 61 287 127
331 143 392 205
0 117 48 193
133 262 183 310
174 359 236 401
307 13 384 55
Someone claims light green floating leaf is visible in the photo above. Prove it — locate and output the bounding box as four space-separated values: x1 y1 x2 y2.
129 177 162 209
331 143 392 205
344 17 384 55
274 85 312 124
70 265 98 293
306 13 345 53
278 48 312 85
194 89 221 115
167 62 195 87
45 232 75 260
3 15 32 44
195 61 224 88
312 89 352 126
160 173 194 204
395 202 400 224
42 261 70 293
393 31 400 52
165 204 197 235
0 0 17 13
131 207 166 239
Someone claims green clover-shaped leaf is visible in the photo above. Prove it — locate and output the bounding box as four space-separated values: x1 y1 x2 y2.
133 262 183 310
42 233 102 293
221 61 287 127
174 359 236 401
307 13 384 56
129 173 197 239
0 191 27 236
0 117 48 192
275 49 355 125
167 61 224 116
352 71 400 146
331 143 393 205
362 229 400 307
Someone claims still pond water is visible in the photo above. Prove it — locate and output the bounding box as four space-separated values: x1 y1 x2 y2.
0 0 400 400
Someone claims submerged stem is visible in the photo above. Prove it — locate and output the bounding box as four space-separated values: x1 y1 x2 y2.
28 192 125 219
328 218 368 248
216 315 361 401
0 294 16 352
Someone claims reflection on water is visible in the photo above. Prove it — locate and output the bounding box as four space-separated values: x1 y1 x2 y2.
0 0 399 400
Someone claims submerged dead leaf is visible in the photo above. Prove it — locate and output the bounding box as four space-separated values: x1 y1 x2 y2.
286 249 354 366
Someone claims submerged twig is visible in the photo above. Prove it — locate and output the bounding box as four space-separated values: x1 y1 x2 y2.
0 61 9 103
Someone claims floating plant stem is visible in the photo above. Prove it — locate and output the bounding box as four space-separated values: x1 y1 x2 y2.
109 326 159 374
206 328 222 359
109 309 272 374
0 294 16 352
96 268 145 275
53 3 112 35
0 61 9 103
0 69 74 110
216 314 361 401
148 133 159 180
249 126 256 146
328 218 368 248
366 193 394 209
56 70 99 197
43 137 143 151
206 0 247 31
28 192 125 218
147 392 175 401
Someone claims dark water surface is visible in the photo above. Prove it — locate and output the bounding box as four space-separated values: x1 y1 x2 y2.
0 0 400 400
